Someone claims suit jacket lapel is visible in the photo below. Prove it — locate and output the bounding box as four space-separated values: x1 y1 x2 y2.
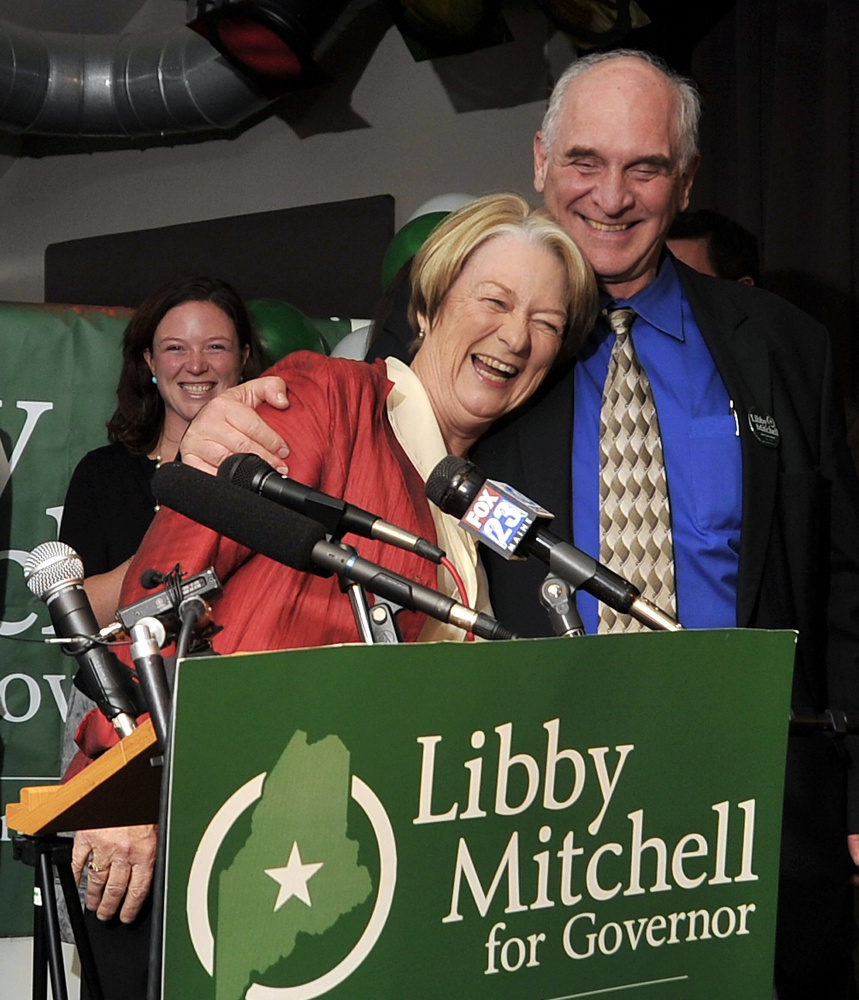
515 359 576 542
678 264 779 626
472 356 575 543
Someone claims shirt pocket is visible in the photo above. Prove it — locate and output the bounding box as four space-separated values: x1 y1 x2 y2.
688 415 743 532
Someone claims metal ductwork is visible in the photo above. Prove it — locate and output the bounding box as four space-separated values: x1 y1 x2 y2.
0 18 275 138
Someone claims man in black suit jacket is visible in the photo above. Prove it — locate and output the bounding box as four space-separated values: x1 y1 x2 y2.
182 48 859 999
477 256 859 990
476 50 859 999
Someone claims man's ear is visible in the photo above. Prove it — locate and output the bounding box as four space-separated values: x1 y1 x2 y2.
533 131 548 195
678 154 700 212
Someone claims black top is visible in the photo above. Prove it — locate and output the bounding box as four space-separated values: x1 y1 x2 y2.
59 442 158 575
364 278 414 365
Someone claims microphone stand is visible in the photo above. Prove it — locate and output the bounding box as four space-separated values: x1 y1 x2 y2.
146 724 171 1000
539 573 585 637
129 619 171 750
789 708 859 735
126 621 171 1000
362 598 403 643
141 593 217 1000
334 543 404 644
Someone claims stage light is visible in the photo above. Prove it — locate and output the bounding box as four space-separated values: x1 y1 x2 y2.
188 0 349 88
534 0 650 49
533 1 736 71
386 0 510 60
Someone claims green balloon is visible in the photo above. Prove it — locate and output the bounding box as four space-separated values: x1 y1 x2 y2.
381 211 450 291
248 299 329 366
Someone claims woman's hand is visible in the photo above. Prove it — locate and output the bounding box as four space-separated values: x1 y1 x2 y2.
181 376 290 475
71 824 158 923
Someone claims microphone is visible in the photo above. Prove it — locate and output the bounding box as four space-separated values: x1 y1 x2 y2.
128 617 171 750
153 463 515 641
219 453 446 563
139 568 166 589
425 456 682 633
113 566 222 638
153 462 327 569
24 542 142 736
789 708 859 735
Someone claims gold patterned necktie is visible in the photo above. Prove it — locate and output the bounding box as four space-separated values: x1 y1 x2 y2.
598 306 677 633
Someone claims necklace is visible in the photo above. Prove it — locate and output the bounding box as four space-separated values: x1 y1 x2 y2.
152 426 185 510
152 453 163 512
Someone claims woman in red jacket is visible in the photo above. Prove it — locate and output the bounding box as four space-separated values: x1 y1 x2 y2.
71 193 597 1000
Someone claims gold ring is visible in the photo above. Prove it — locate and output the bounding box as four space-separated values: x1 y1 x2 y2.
87 859 107 874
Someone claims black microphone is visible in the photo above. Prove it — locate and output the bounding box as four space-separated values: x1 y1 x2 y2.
426 456 682 633
140 568 166 589
789 708 859 735
153 462 327 570
114 566 222 637
24 542 143 736
219 453 446 563
152 462 515 641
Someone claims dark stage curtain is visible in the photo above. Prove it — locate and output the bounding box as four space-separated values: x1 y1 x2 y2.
691 0 859 400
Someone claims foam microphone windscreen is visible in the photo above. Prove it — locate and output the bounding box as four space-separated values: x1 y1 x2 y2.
152 462 326 573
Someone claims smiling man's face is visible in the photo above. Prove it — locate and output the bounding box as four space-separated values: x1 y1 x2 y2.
534 57 697 300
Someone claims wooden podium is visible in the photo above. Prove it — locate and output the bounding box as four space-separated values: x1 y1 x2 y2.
5 720 161 1000
6 719 161 837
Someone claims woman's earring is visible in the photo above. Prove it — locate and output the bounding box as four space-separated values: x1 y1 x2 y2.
151 375 158 385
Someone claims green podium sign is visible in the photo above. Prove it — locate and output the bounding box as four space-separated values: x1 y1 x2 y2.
164 629 795 999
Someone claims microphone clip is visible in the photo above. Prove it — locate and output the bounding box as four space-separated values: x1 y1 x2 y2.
333 542 404 644
115 565 222 650
539 574 585 638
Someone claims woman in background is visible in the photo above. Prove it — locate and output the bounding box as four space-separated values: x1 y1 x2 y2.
59 274 265 624
58 274 264 1000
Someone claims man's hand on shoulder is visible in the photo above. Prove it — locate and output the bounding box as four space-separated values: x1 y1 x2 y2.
181 376 290 475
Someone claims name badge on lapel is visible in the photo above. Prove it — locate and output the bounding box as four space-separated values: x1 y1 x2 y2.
748 407 780 448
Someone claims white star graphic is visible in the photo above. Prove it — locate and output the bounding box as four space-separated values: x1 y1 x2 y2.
264 841 324 912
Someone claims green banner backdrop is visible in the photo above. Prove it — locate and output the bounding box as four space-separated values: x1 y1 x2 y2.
0 299 341 935
165 629 795 1000
0 302 131 935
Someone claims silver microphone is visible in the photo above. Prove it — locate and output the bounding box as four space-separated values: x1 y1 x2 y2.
25 541 141 737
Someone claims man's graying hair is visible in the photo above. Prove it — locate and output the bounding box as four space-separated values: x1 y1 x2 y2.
540 49 701 172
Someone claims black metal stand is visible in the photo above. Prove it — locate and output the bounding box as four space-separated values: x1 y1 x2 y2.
12 833 104 1000
336 543 404 644
539 573 586 637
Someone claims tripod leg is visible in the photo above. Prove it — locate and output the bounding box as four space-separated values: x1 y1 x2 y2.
32 870 48 1000
56 861 104 1000
37 851 69 1000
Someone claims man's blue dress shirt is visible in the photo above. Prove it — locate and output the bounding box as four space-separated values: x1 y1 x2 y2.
572 258 742 632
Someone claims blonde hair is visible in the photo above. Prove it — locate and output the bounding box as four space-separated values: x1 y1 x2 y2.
409 192 597 361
